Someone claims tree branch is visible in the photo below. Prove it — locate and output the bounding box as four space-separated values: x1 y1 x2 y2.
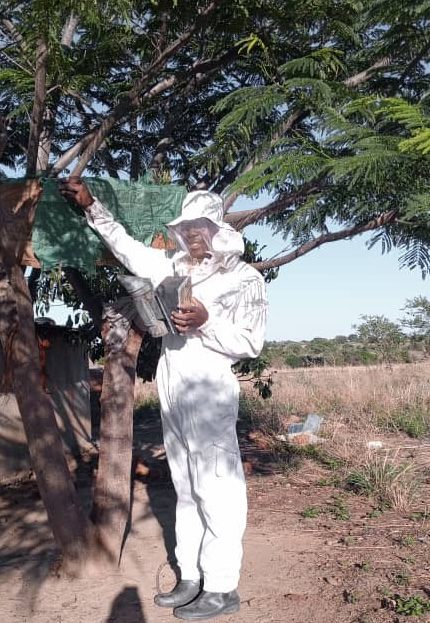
147 48 239 174
26 37 48 176
1 17 30 55
343 56 392 88
61 13 79 47
58 0 223 176
225 181 322 229
252 210 398 271
0 115 8 161
223 109 306 213
223 57 394 210
398 40 430 86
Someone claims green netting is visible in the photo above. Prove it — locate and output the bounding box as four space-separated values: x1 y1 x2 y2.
30 177 186 274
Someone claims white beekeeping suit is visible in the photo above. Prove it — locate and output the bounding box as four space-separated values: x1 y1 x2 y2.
84 190 267 600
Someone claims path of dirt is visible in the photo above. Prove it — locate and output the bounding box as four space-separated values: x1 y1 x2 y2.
1 407 429 623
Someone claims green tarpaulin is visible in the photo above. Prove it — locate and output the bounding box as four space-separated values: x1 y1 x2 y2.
30 177 186 274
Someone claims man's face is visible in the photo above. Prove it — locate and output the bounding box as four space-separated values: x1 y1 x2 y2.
174 218 216 261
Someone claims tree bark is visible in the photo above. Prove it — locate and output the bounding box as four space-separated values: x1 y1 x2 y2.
10 265 106 572
36 106 53 173
225 181 322 229
0 180 107 574
130 117 141 181
91 325 143 557
27 37 48 176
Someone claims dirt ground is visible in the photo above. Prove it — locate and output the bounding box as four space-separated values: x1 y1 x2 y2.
1 405 429 623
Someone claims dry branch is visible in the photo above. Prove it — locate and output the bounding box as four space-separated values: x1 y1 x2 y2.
252 210 398 271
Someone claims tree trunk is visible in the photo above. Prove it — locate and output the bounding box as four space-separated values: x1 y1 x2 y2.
92 325 143 557
0 180 110 574
27 37 48 176
10 265 107 572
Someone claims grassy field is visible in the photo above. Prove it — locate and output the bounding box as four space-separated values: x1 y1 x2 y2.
239 362 430 512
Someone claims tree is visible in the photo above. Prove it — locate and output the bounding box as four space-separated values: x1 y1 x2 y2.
2 0 430 573
401 296 430 353
402 296 430 336
354 315 405 367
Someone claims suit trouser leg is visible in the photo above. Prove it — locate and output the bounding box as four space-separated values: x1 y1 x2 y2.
188 440 247 593
162 424 205 581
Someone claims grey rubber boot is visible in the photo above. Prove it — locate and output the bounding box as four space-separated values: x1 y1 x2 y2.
154 580 202 608
173 590 240 620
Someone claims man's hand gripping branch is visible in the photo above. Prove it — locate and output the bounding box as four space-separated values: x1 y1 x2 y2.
58 177 94 211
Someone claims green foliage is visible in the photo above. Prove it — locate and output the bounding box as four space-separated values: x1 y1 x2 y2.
394 594 430 616
197 1 430 275
279 48 346 80
329 495 350 520
397 534 416 548
268 333 400 369
235 33 267 56
391 571 411 587
346 456 420 510
401 296 430 338
241 237 278 283
290 444 344 470
300 506 322 518
234 348 274 399
380 405 430 438
354 315 405 366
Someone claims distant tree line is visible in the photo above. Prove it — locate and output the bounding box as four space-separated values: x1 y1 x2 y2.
265 297 430 368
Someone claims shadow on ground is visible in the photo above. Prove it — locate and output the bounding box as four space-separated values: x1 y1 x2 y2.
0 399 278 612
105 586 146 623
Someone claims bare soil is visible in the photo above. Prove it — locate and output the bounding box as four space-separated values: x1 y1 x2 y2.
1 405 429 623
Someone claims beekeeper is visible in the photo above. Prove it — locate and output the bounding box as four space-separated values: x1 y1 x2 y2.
60 179 268 621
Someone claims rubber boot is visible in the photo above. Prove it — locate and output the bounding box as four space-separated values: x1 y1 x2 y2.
154 580 202 608
173 590 240 620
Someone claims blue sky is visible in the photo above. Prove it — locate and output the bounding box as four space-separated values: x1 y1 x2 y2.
237 196 428 341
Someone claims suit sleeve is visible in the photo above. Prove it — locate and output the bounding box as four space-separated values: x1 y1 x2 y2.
85 197 174 286
198 275 268 360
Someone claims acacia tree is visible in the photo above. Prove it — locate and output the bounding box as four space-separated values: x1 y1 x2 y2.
1 0 430 572
354 315 405 367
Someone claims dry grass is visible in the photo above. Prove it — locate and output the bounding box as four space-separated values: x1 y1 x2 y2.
269 362 430 423
241 362 430 510
346 453 421 512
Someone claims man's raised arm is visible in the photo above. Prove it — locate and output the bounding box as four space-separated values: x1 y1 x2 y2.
59 177 174 286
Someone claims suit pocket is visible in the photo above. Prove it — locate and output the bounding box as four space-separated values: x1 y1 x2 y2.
214 442 239 478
